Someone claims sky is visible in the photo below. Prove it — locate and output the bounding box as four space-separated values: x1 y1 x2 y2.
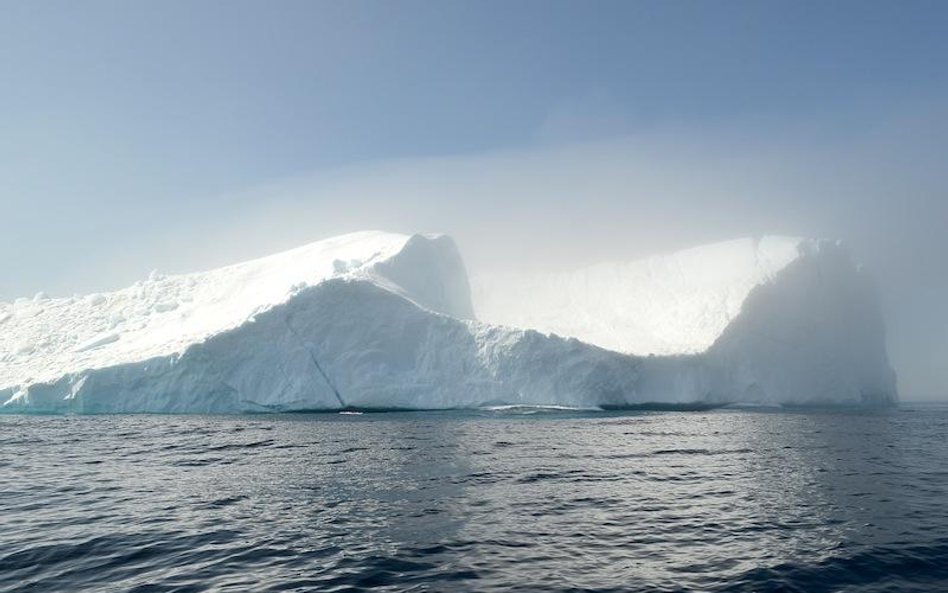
1 0 946 399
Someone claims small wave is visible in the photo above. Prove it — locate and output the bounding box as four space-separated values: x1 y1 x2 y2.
206 439 275 452
651 448 754 456
478 404 602 414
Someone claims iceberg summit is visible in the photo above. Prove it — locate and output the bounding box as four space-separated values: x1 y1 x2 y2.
0 231 897 413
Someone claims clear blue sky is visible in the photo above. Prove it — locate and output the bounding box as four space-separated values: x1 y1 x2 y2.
1 1 947 398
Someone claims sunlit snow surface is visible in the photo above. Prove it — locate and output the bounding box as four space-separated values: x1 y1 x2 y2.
0 231 412 388
472 236 806 355
0 232 897 413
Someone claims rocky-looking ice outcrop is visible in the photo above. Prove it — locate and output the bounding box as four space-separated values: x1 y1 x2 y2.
0 232 896 413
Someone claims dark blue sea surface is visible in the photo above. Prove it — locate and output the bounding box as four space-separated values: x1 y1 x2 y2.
2 404 948 592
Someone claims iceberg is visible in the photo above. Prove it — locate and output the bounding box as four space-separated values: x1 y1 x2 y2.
473 236 898 407
0 232 897 413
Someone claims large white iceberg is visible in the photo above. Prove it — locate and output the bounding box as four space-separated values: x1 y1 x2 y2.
0 232 896 413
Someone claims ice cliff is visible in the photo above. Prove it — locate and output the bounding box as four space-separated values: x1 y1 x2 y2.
0 232 897 413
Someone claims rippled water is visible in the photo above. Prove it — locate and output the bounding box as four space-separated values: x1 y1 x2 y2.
2 405 948 592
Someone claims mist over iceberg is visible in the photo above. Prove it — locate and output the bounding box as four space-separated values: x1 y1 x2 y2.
0 231 896 413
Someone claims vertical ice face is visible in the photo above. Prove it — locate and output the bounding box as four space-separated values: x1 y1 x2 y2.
705 241 898 405
370 234 475 320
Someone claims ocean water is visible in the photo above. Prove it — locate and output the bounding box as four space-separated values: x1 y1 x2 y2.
2 405 947 593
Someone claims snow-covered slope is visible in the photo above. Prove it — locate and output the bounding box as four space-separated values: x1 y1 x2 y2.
0 232 897 413
473 237 813 355
1 231 406 388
